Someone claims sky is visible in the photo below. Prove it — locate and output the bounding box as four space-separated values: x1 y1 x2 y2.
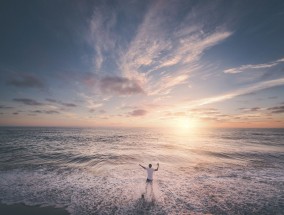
0 0 284 128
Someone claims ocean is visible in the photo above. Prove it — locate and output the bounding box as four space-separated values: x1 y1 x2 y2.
0 127 283 214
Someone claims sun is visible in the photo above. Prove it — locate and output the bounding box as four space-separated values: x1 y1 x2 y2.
175 118 199 129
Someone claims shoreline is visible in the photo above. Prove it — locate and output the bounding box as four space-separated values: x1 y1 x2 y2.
0 203 70 215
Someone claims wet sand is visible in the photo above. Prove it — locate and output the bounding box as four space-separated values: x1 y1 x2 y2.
0 203 69 215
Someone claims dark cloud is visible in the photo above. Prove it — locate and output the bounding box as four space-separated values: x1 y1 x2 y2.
267 106 284 114
81 74 144 95
129 109 147 116
46 98 77 107
0 105 13 109
13 112 19 115
100 76 144 95
32 110 60 114
7 73 44 88
32 110 43 113
13 98 44 106
61 103 77 107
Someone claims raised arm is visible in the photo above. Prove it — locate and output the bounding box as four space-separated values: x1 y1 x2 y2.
139 164 146 169
155 163 159 171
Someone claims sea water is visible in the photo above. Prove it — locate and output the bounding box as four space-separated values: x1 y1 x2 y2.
0 127 283 214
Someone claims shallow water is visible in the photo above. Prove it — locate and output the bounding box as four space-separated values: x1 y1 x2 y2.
0 127 283 214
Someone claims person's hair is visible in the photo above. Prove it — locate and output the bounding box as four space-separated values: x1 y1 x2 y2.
149 164 152 168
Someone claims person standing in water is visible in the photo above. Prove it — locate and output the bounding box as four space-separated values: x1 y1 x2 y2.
139 163 159 182
139 163 159 200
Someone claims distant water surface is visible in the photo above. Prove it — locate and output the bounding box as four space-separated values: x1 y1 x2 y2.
0 127 283 214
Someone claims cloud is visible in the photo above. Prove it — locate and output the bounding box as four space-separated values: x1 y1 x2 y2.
118 1 232 95
224 57 284 74
239 107 261 112
128 109 147 116
32 110 60 114
88 6 117 71
46 98 77 107
13 98 44 106
149 74 189 95
267 106 284 114
7 73 44 88
62 103 77 107
83 1 233 98
78 93 104 109
194 78 284 106
89 109 106 114
99 76 144 95
161 108 234 123
80 72 145 96
45 110 60 114
0 105 13 109
189 108 219 115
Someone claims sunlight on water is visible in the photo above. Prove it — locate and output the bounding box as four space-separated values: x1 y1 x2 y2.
0 127 283 214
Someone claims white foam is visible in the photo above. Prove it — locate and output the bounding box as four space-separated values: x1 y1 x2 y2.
0 163 283 214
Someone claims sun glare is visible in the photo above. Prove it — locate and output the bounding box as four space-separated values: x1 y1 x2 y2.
175 118 199 130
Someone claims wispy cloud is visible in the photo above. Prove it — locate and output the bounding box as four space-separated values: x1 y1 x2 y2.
88 6 117 71
118 1 232 95
224 57 284 74
83 1 232 99
194 78 284 106
78 93 104 110
161 108 233 123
